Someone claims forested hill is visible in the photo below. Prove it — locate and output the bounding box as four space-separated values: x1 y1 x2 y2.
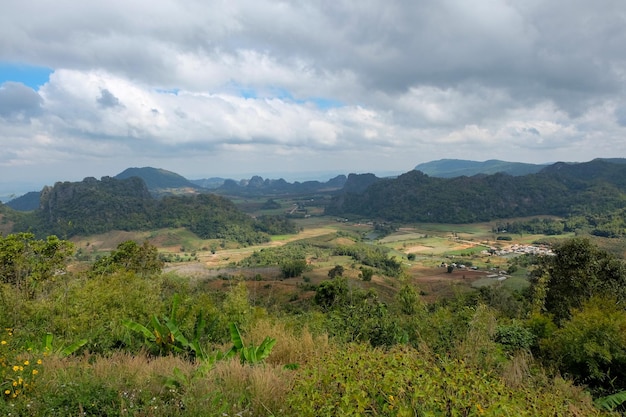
11 176 295 243
114 167 202 196
326 159 626 223
214 174 347 196
414 159 548 177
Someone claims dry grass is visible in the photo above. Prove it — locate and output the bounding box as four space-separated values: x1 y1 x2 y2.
501 350 533 389
210 359 295 416
245 319 329 367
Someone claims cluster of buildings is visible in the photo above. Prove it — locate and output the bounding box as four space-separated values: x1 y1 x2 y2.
484 244 554 257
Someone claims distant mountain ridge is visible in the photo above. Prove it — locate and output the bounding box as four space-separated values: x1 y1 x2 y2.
327 159 626 223
414 159 549 177
9 176 293 242
214 174 347 196
115 167 202 195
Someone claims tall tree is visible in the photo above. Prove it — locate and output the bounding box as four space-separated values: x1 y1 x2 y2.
0 233 74 295
532 237 626 323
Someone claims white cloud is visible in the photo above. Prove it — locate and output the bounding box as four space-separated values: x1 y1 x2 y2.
1 0 626 190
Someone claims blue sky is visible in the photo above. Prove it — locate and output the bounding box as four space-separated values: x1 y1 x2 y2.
0 62 52 89
1 0 626 197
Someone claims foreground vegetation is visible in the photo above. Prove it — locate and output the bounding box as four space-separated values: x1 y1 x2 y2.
1 221 626 416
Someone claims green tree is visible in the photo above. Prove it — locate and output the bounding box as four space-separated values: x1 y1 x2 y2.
328 265 344 279
91 240 163 277
0 233 74 294
533 237 626 323
359 266 374 282
314 277 348 310
544 296 626 392
280 258 307 278
395 284 422 315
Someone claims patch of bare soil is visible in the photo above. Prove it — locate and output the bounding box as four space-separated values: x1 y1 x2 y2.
405 245 434 253
410 267 489 302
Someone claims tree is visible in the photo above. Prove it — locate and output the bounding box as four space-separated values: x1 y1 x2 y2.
92 240 163 277
359 267 373 282
0 233 74 295
532 237 626 323
328 265 344 278
544 296 626 392
314 277 348 310
280 258 307 278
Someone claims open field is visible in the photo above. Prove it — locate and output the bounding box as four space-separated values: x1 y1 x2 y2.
73 215 612 306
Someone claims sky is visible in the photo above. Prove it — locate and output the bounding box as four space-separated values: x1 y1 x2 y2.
2 0 626 196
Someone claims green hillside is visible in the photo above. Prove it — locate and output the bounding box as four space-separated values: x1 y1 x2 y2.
328 160 626 223
414 158 548 177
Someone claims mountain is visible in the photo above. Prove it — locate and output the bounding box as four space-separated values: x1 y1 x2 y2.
9 175 293 242
414 159 548 177
189 177 228 189
327 159 626 223
5 191 41 211
115 167 203 196
213 175 347 196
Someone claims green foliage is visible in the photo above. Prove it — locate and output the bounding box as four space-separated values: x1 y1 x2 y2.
39 333 87 357
281 258 308 278
359 266 373 281
0 328 45 401
254 214 298 235
225 323 276 365
314 278 349 310
333 243 402 277
543 296 626 391
123 294 207 359
595 390 626 412
327 265 344 278
238 243 317 268
287 343 604 416
395 284 422 315
48 271 164 353
0 233 74 293
533 237 626 323
91 240 163 277
326 159 626 223
12 177 293 245
494 322 536 352
326 297 408 347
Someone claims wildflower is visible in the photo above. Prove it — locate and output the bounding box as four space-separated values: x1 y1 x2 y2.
12 365 19 372
32 369 38 375
12 381 17 387
36 359 42 365
23 360 29 366
1 340 6 345
4 390 10 395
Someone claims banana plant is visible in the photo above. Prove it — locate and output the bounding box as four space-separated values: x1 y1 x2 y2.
123 294 207 360
225 322 276 365
38 333 87 356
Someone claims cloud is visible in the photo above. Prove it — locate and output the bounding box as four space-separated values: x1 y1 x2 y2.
1 0 626 188
97 88 122 108
0 82 42 120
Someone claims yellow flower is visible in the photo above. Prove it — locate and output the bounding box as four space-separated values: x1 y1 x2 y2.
37 359 42 365
12 365 19 372
23 360 29 366
1 340 6 345
12 381 17 387
4 390 9 395
32 369 38 375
